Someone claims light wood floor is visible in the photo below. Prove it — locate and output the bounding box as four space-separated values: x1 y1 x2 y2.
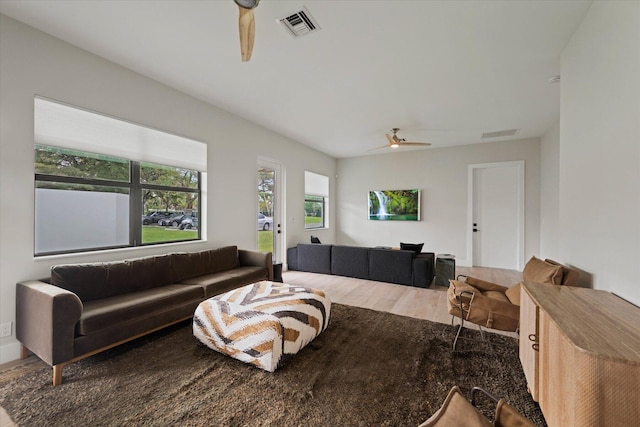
282 265 522 335
0 265 522 427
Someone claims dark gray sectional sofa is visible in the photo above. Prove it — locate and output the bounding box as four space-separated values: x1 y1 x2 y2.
287 244 435 288
16 245 272 385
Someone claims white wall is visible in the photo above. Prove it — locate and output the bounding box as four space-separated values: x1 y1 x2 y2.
559 1 639 304
0 15 336 363
539 120 560 260
336 138 541 266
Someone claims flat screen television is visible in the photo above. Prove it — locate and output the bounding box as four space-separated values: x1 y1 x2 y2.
368 189 421 221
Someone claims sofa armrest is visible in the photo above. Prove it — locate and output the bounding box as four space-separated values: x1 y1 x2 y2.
413 253 435 287
238 249 273 281
286 247 298 271
16 280 83 366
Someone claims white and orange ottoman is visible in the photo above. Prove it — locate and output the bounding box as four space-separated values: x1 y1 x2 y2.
193 281 331 372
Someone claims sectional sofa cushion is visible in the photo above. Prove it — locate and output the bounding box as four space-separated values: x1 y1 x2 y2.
180 266 268 298
331 246 369 279
369 249 414 285
297 244 332 274
77 284 203 336
171 246 240 282
51 255 173 301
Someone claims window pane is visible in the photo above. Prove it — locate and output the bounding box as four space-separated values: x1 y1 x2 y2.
305 195 325 229
35 145 130 182
257 168 276 253
142 190 199 244
35 182 130 254
141 162 199 189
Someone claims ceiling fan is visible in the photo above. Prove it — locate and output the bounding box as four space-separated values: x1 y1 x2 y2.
372 128 432 150
234 0 259 62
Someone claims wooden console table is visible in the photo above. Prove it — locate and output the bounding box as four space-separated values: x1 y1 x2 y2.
519 282 640 427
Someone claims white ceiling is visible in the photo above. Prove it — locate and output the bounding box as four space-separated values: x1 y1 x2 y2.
0 0 592 158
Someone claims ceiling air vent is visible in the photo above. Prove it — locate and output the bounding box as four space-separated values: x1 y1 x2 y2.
278 7 321 38
482 129 519 139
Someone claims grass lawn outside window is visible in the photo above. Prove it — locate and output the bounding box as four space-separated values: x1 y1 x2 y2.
258 230 273 254
305 216 323 228
142 226 198 244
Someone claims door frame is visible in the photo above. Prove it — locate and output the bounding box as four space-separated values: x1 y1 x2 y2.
257 156 285 263
466 160 525 270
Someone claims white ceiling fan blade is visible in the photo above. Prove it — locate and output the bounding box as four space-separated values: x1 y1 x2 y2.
238 6 255 62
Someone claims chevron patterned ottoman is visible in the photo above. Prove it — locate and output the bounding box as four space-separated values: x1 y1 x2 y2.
193 281 331 372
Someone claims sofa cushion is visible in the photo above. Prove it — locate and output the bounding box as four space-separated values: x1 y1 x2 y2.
179 266 266 298
77 284 203 335
51 255 173 302
297 244 332 275
483 290 510 304
369 249 413 285
171 246 240 282
331 246 369 279
523 256 563 285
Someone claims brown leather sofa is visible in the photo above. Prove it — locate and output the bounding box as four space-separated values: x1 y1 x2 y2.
16 246 272 385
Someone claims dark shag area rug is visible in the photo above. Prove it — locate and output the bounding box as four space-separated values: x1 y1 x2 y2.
0 304 545 426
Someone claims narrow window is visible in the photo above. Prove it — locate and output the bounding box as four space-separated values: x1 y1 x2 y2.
304 171 329 229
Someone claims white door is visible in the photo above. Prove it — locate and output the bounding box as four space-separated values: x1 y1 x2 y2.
257 157 284 263
468 161 524 270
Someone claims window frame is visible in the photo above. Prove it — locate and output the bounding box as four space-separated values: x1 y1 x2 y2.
34 146 201 256
304 194 327 230
304 171 329 230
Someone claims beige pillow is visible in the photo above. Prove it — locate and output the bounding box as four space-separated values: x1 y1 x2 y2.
523 256 563 285
545 258 579 287
450 279 480 296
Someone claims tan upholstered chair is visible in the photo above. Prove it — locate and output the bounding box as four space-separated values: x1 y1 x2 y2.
447 256 577 351
418 386 536 427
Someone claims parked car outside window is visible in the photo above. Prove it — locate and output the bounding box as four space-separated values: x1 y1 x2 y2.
258 213 273 231
179 215 198 230
158 214 187 227
142 211 173 225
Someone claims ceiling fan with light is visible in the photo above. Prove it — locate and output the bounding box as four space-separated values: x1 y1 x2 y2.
371 128 432 150
234 0 259 62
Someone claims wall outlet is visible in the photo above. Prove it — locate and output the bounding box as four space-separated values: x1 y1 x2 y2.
0 322 12 338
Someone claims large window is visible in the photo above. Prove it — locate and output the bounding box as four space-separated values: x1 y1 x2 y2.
304 171 329 229
34 97 206 256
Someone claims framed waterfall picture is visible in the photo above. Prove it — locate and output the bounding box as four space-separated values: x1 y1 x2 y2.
368 189 421 221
